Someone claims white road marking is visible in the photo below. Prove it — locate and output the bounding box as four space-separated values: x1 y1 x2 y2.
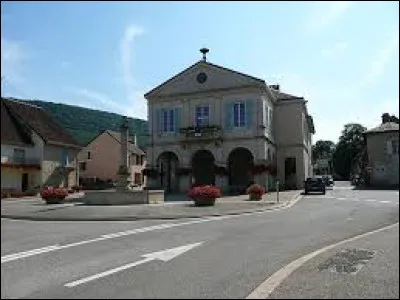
65 242 203 287
337 198 347 200
379 200 391 204
1 193 304 264
246 222 399 299
365 199 377 202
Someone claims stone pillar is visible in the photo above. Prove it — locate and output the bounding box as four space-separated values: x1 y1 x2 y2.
116 116 131 191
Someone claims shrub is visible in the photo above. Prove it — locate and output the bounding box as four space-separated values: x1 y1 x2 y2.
246 183 265 200
40 186 68 201
187 185 221 199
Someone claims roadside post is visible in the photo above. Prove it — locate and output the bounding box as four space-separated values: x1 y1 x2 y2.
276 180 280 203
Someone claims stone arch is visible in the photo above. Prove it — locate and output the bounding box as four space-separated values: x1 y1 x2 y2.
157 151 179 193
227 147 254 194
191 149 215 185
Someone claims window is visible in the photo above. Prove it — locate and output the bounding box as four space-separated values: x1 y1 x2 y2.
233 102 246 127
87 151 91 160
196 106 210 127
269 108 273 128
391 139 399 155
61 149 69 166
264 105 269 127
162 109 175 133
13 149 25 164
79 162 87 171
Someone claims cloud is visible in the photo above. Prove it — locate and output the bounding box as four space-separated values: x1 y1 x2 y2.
360 31 399 87
1 37 25 85
119 24 148 120
68 87 124 112
305 1 351 34
321 41 348 58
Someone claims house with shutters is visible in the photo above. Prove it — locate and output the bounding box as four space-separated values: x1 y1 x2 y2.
77 130 146 187
144 49 315 194
1 98 82 193
363 113 399 187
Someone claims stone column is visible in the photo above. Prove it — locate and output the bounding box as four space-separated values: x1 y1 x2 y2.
116 116 131 191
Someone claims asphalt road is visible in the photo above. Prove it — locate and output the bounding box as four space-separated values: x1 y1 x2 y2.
1 182 399 299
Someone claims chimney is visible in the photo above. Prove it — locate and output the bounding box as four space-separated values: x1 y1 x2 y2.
269 84 280 91
381 113 391 124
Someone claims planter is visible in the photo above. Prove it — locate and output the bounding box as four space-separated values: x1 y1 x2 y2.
43 197 64 204
249 194 262 201
194 196 216 206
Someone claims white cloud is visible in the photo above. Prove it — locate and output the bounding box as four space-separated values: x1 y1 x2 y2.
1 37 25 85
305 1 351 34
321 41 348 58
120 24 144 109
68 87 123 112
360 31 399 87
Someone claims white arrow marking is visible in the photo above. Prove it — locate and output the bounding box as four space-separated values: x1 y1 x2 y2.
65 242 203 288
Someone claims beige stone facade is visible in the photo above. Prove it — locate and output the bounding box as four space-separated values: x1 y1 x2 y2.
77 130 146 187
144 57 314 193
364 120 399 187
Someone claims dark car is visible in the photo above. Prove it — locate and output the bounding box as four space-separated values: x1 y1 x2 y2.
304 177 326 195
322 175 334 187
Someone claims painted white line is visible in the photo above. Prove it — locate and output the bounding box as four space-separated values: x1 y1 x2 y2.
379 200 391 204
246 222 399 299
365 199 376 202
337 198 347 200
1 194 303 264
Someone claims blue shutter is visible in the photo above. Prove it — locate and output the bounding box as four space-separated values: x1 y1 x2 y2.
224 101 233 131
61 149 68 166
155 108 161 134
246 99 254 129
174 107 181 134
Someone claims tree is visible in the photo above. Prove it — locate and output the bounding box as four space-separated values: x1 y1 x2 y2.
312 140 335 163
332 123 367 180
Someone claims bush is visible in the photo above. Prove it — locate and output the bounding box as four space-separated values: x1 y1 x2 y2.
40 186 68 203
246 183 265 200
187 185 221 199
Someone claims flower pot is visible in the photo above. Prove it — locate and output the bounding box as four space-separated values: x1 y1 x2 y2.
194 196 216 206
44 197 64 204
249 194 262 201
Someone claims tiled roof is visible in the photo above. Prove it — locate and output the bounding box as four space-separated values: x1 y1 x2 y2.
106 130 145 155
270 89 304 101
1 100 33 146
364 122 399 134
1 98 81 148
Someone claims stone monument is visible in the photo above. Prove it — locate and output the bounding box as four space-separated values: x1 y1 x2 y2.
82 116 165 205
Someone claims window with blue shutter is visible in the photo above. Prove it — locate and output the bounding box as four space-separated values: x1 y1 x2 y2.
61 149 68 167
162 108 176 133
233 101 246 128
224 102 233 131
195 106 210 127
245 99 253 129
174 107 181 133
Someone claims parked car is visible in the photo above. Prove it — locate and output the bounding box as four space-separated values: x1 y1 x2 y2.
322 175 334 187
304 177 326 195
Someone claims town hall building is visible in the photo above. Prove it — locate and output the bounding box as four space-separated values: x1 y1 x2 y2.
144 49 315 194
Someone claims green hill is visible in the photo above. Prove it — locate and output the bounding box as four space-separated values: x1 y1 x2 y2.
21 99 149 148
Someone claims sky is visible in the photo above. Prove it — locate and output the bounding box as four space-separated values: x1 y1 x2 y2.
1 1 399 143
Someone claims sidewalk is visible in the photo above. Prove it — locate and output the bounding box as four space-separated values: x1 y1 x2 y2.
1 190 301 221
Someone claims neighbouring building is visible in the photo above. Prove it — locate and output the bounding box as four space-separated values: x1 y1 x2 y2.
363 113 399 187
313 158 333 175
77 130 146 187
144 49 315 194
1 98 82 193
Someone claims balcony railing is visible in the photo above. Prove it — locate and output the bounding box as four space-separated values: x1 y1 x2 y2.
1 155 41 165
179 125 222 141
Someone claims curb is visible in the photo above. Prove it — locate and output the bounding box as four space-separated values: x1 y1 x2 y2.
1 192 302 222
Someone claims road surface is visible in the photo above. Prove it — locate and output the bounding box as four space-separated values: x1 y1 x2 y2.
1 182 398 298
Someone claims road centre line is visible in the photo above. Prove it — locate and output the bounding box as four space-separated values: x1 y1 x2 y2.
1 194 303 264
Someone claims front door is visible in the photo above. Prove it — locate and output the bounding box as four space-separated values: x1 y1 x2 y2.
21 173 29 192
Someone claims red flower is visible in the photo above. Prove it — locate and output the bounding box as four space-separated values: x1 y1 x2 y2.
246 184 265 197
187 185 221 199
40 186 68 200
